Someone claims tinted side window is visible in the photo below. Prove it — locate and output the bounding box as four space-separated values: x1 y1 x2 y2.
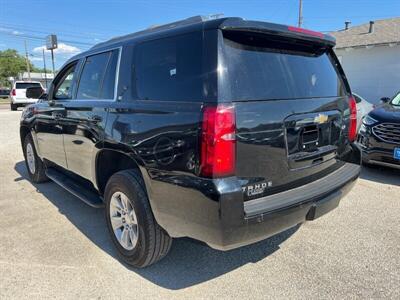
54 64 76 100
77 50 117 100
100 50 119 99
134 32 203 101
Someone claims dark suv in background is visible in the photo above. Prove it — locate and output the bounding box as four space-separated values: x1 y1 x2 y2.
357 91 400 169
21 16 360 268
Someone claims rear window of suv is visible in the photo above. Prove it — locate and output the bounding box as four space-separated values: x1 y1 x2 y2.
219 31 346 101
15 82 41 89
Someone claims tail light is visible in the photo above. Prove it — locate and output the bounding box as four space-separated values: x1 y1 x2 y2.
11 89 16 96
348 96 357 142
200 104 236 178
287 26 324 38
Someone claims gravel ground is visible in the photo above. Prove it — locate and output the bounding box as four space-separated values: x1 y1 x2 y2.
0 109 399 299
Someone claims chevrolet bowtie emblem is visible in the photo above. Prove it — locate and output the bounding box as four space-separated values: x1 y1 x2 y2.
314 114 329 124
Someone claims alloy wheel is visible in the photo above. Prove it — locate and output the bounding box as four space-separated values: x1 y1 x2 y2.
109 191 139 250
26 142 36 174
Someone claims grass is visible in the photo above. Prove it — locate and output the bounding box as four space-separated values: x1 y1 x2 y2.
0 97 10 104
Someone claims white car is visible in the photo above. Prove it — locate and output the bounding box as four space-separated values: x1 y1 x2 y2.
353 93 374 131
10 81 43 111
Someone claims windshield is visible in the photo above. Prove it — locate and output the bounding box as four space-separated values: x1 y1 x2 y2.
391 92 400 106
219 32 346 101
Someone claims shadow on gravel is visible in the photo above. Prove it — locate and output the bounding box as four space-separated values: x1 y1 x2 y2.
15 160 298 290
360 164 400 186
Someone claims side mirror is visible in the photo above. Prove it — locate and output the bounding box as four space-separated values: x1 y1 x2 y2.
26 86 44 99
380 97 391 103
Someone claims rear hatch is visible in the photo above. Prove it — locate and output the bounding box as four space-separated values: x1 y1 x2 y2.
218 27 352 201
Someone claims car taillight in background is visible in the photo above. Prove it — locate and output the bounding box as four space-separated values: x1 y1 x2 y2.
11 89 16 96
200 104 236 178
348 96 357 142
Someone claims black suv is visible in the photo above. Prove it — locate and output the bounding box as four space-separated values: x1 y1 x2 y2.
357 91 400 168
21 16 361 268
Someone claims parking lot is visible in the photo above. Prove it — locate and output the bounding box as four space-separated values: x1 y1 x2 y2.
0 107 399 299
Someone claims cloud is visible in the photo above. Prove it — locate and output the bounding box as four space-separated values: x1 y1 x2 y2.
30 57 43 62
0 27 23 35
33 43 81 57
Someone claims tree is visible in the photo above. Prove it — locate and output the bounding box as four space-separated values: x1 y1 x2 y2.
0 49 35 87
32 66 48 73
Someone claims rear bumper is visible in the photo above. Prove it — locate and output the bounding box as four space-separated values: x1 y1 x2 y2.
210 163 359 250
146 160 360 251
11 97 38 104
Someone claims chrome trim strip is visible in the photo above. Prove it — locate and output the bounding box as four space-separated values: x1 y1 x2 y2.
114 46 122 101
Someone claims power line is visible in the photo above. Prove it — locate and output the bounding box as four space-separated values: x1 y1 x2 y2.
0 22 109 42
0 31 95 47
0 20 126 38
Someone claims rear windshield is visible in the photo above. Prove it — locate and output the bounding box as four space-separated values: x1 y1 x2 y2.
16 82 41 89
219 32 346 101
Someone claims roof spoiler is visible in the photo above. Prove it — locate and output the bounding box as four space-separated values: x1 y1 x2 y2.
219 19 336 47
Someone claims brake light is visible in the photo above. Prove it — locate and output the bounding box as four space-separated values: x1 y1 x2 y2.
11 89 16 96
200 104 236 178
348 96 357 142
287 26 324 38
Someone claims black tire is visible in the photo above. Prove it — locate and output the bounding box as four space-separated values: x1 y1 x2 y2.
105 169 172 268
10 103 17 111
23 133 48 183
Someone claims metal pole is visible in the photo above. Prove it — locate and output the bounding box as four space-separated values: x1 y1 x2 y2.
298 0 303 28
42 49 48 89
51 49 55 76
24 40 31 81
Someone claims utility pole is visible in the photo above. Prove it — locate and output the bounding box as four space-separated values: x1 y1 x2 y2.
46 34 57 76
298 0 303 28
51 49 55 76
42 48 48 89
24 40 31 81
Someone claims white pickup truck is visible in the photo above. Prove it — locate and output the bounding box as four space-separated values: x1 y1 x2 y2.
10 81 43 111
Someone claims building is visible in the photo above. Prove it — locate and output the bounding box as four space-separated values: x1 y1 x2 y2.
16 72 54 89
331 18 400 104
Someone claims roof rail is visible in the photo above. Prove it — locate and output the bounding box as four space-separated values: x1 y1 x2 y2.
91 14 224 50
146 14 224 30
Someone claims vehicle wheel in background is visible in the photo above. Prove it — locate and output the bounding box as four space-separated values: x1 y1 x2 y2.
10 103 17 111
23 133 48 183
105 169 172 268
